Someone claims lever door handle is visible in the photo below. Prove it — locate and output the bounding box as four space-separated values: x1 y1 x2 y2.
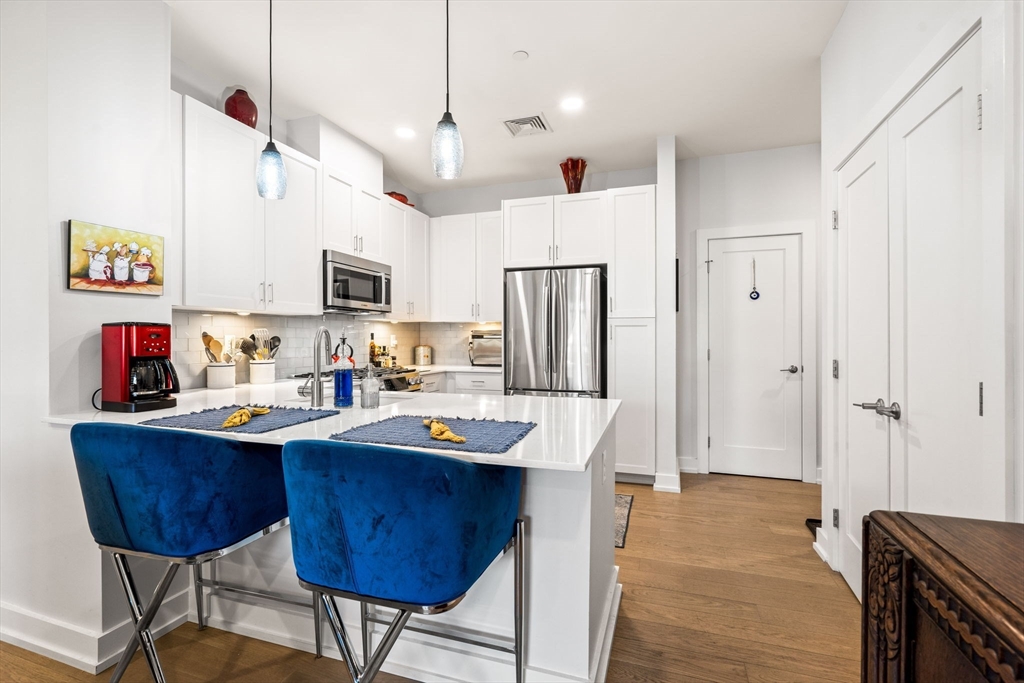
853 399 902 420
853 399 884 410
780 365 799 373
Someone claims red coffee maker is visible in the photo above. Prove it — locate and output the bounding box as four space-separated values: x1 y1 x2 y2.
101 322 180 412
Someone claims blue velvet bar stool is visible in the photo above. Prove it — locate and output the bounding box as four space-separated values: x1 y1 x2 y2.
282 440 525 683
70 423 289 683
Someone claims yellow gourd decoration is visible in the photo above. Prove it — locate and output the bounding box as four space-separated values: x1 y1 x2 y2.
423 418 466 444
222 405 271 428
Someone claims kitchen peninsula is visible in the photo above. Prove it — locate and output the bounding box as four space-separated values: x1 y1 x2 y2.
46 381 622 683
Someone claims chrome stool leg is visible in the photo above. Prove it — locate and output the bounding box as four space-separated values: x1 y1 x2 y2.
513 518 525 683
312 590 323 658
109 553 179 683
191 563 206 630
360 601 370 668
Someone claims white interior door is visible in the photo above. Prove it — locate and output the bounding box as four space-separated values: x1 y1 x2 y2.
887 33 995 519
708 235 802 479
836 129 890 600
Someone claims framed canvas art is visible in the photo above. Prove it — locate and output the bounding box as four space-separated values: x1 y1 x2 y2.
67 220 164 296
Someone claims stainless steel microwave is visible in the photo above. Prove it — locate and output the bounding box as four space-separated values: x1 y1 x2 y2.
323 250 391 314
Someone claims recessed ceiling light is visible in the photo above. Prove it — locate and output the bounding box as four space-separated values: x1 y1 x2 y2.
395 127 415 139
560 97 584 112
512 50 529 61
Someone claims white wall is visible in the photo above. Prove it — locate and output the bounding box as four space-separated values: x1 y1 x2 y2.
1 1 188 672
676 144 821 473
417 166 657 217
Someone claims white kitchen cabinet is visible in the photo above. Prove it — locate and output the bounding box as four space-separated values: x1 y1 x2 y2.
554 191 608 266
420 372 446 394
503 196 554 268
454 373 503 394
475 211 503 322
406 209 430 321
323 167 355 255
434 213 478 322
609 318 657 476
265 143 322 315
383 198 407 319
355 189 383 261
608 185 656 318
183 96 266 311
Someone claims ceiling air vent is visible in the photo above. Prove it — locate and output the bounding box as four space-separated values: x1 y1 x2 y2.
503 113 553 138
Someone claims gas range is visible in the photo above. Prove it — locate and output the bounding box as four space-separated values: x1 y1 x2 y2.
293 366 422 392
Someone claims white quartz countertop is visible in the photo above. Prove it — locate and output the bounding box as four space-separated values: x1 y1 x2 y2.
411 364 501 375
45 380 619 472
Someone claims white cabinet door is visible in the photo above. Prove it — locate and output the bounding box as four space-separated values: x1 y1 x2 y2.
554 191 608 266
355 189 383 261
183 96 266 311
265 142 321 315
609 319 657 476
503 196 553 268
421 372 445 393
383 198 407 319
436 214 477 322
407 209 430 321
608 186 656 318
475 211 503 322
323 167 355 255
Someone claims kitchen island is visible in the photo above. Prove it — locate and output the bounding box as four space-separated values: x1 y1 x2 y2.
48 381 622 683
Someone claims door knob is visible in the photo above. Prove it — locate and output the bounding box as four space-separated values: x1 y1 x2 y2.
780 365 799 373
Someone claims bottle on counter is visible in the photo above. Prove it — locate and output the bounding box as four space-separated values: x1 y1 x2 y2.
360 363 380 409
368 333 377 366
333 356 354 408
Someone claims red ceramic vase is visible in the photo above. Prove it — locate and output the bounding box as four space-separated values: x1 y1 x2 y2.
560 158 587 194
225 89 258 129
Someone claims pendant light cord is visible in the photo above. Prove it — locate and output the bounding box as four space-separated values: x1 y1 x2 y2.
445 0 450 113
268 0 274 142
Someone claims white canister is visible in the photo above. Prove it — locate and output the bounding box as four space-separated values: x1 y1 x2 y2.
207 362 236 389
249 359 276 385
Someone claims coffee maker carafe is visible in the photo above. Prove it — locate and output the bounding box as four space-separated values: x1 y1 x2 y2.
101 322 180 412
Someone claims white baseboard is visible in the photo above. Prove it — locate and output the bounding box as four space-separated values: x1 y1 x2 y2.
812 540 830 564
677 456 698 474
653 472 681 493
594 583 622 683
0 589 189 674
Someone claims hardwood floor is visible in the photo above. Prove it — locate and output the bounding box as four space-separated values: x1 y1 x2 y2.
0 473 859 682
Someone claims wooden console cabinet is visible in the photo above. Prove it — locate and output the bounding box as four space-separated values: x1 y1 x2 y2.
862 511 1024 683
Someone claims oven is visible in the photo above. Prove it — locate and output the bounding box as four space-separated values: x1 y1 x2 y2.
323 250 391 314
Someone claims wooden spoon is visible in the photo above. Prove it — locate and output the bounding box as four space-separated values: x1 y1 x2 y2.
208 338 223 359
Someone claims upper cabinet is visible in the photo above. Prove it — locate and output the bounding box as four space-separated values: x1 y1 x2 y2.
383 198 408 318
503 196 554 267
383 196 430 321
433 213 478 322
406 209 430 321
265 144 322 315
323 167 355 255
554 191 608 266
607 185 656 318
355 190 383 261
183 96 266 311
476 211 503 322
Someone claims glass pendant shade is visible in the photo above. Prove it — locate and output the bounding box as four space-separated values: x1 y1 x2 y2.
256 141 287 199
431 111 464 180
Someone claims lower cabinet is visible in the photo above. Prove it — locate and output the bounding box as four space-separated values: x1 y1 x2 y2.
420 372 446 394
454 372 503 395
608 318 657 476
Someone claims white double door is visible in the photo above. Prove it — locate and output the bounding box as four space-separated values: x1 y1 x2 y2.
837 34 996 598
708 234 803 480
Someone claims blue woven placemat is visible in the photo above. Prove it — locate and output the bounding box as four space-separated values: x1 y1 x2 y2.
141 405 338 434
331 415 536 454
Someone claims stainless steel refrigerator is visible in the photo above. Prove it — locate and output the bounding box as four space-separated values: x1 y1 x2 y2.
504 267 605 397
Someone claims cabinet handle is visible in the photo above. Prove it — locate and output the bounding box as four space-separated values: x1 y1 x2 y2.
259 281 265 303
471 304 475 317
353 235 358 252
268 282 274 303
556 245 559 260
477 303 480 317
359 236 364 253
610 296 613 312
548 245 552 261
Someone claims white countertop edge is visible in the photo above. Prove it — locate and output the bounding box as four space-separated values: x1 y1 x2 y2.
412 364 502 375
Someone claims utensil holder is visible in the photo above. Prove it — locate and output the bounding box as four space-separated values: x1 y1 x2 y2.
249 359 276 385
207 362 236 390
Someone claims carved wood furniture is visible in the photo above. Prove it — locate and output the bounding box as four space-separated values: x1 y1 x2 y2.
862 511 1024 683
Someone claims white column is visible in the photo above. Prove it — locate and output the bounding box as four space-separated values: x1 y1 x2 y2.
655 135 681 492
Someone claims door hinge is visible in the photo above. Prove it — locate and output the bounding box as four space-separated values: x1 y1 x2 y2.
708 436 711 448
977 94 982 130
707 348 711 361
832 210 838 230
832 359 839 379
832 508 840 528
979 381 984 416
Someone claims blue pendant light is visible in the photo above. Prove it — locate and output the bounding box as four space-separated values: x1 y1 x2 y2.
257 0 287 199
431 0 463 179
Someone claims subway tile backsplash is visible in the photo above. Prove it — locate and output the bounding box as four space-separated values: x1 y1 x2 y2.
171 310 501 390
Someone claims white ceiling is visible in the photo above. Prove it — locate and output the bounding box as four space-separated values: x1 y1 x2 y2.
168 0 847 193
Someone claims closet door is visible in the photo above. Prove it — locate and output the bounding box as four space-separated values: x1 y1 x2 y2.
836 129 889 600
887 33 994 519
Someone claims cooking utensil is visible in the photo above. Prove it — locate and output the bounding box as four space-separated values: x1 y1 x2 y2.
269 336 281 358
253 328 271 358
208 338 223 360
202 332 214 350
239 338 258 360
204 347 217 363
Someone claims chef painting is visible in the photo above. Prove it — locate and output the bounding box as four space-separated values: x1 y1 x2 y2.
68 220 164 296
